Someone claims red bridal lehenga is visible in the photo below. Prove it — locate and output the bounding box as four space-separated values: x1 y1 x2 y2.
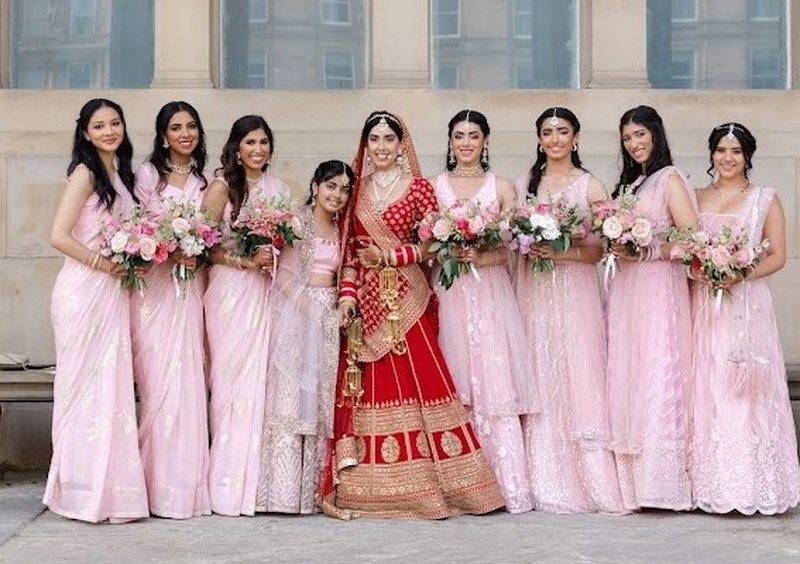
319 117 503 519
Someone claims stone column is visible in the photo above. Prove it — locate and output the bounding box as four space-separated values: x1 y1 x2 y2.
587 0 650 88
151 0 213 88
369 0 429 87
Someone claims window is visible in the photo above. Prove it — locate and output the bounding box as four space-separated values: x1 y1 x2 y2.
671 0 697 22
320 0 350 25
71 0 97 35
749 0 781 21
248 0 269 23
221 0 366 89
323 51 354 88
647 0 787 89
432 0 460 38
434 64 459 89
9 0 154 89
431 0 578 89
750 47 782 88
512 0 533 38
670 50 695 88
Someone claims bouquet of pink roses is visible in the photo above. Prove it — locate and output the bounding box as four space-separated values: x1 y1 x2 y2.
100 205 170 292
231 196 303 259
591 194 656 286
156 199 222 296
507 196 586 273
417 200 503 290
669 225 769 308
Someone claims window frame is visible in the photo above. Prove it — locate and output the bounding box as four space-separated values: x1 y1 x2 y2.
432 0 460 39
512 0 533 39
670 0 698 23
320 0 351 26
323 49 355 88
749 0 782 22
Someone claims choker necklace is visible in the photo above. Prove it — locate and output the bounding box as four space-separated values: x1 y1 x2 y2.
452 165 484 178
371 167 403 212
166 158 196 175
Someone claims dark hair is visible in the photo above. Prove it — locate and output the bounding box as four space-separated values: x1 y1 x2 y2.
148 101 208 192
706 122 757 179
613 105 673 197
445 109 491 171
218 115 275 218
360 111 404 144
306 160 356 205
67 98 136 211
527 107 585 196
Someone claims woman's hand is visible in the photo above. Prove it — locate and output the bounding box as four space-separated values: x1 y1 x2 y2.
251 246 275 272
98 258 126 278
356 243 384 269
453 246 478 263
338 300 356 328
172 251 198 272
610 242 638 261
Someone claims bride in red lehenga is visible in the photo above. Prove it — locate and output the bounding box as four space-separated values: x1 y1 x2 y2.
319 111 504 519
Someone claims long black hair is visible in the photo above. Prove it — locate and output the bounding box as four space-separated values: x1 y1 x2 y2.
613 105 673 197
706 122 757 179
67 98 136 210
445 109 491 171
306 160 356 205
527 107 586 197
218 114 275 219
148 101 208 192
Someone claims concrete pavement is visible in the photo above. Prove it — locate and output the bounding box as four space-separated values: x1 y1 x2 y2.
1 472 799 564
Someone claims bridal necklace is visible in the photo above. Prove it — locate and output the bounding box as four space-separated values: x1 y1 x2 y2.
371 166 403 212
711 180 750 197
166 158 196 175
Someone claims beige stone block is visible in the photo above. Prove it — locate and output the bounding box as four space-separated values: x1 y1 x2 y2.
0 258 60 365
6 158 67 258
0 158 6 258
771 259 800 363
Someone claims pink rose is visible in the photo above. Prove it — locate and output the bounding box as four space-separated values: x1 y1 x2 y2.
418 224 433 242
138 237 157 262
710 246 732 269
171 217 191 236
630 218 653 247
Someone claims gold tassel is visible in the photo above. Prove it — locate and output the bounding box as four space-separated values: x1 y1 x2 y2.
341 318 364 405
379 267 407 354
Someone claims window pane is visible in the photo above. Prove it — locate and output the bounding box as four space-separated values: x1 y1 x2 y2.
431 0 578 89
647 0 788 89
671 0 697 21
221 0 366 89
9 0 154 89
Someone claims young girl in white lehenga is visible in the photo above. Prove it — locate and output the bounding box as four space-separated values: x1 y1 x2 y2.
254 160 354 513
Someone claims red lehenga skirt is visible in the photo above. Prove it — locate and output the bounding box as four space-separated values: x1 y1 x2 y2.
319 307 504 519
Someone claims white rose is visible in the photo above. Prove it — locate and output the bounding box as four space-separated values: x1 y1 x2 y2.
431 218 453 241
602 216 624 240
138 237 157 261
180 237 204 257
110 231 129 254
289 215 304 238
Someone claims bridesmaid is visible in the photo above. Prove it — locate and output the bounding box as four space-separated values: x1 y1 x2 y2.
606 105 698 511
131 101 211 519
45 98 148 522
431 109 536 513
255 160 353 513
689 122 800 514
202 115 290 516
513 107 624 514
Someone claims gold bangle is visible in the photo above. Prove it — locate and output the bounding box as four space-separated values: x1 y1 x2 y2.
576 247 582 261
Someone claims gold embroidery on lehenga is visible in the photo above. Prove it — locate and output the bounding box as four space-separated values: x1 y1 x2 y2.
440 430 464 458
416 432 431 458
380 435 401 464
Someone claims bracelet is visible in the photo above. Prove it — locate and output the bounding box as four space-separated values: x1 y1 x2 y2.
639 243 662 262
575 247 582 262
90 252 101 270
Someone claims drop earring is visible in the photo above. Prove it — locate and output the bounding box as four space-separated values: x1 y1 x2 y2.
481 146 489 167
448 148 455 166
162 138 169 149
236 152 242 165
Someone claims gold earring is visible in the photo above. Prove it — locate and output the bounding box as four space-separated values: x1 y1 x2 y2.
162 138 169 149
